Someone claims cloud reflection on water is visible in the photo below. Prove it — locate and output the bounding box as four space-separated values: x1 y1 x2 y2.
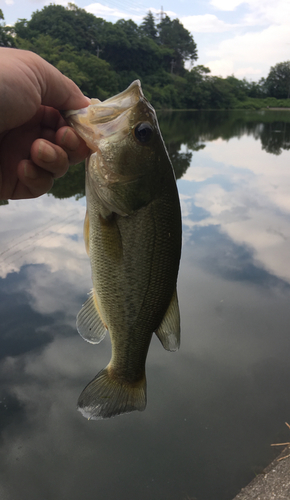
1 114 290 500
179 134 290 284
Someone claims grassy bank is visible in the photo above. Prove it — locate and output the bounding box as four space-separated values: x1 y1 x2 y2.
234 97 290 109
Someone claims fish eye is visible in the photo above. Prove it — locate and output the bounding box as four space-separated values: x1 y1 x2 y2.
134 122 153 143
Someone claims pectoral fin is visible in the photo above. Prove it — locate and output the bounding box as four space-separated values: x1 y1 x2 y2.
155 288 180 352
76 291 107 344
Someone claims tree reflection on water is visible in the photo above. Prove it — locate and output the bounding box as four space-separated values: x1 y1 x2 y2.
48 110 290 202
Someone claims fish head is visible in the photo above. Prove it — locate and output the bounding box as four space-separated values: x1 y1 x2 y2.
65 81 172 215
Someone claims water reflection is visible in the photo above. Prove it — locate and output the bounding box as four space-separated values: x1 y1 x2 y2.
1 110 290 500
180 131 290 285
159 109 290 157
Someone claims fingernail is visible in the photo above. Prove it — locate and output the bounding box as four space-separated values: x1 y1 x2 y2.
38 141 57 162
61 128 81 150
24 162 38 179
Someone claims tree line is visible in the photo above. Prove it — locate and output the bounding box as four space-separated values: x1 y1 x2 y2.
1 4 290 109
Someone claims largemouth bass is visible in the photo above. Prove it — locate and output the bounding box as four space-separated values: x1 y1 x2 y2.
66 80 182 420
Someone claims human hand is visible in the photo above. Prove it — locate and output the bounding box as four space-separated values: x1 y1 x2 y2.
0 48 90 200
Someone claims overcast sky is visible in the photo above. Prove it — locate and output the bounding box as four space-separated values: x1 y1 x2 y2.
1 0 290 81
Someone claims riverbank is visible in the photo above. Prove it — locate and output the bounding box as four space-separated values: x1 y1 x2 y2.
233 446 290 499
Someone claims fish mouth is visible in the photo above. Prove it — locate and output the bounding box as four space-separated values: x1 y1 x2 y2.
65 80 151 151
65 80 157 215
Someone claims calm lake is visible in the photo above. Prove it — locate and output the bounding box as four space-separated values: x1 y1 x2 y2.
1 110 290 500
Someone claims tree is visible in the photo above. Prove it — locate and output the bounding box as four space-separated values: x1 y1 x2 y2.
14 4 108 54
50 162 85 199
0 9 15 47
76 52 119 98
206 77 236 109
99 19 172 77
244 78 267 98
157 16 198 74
265 61 290 99
140 11 157 41
225 76 248 101
184 66 211 108
260 122 290 155
16 33 119 99
56 60 89 88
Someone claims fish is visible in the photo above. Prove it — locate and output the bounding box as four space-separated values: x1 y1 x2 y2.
65 80 182 420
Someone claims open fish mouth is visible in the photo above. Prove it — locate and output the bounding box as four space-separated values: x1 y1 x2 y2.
65 80 151 150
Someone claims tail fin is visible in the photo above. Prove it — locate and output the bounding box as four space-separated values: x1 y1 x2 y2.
77 366 147 420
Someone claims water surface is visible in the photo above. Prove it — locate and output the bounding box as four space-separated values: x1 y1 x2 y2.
1 110 290 500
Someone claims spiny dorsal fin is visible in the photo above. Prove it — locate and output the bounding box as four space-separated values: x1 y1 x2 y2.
155 288 180 352
76 291 107 344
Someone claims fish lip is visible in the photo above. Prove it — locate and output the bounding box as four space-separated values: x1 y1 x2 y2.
93 80 144 123
64 108 88 118
65 80 150 127
64 80 151 149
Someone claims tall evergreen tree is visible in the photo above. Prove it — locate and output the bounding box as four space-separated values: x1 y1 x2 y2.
157 16 197 74
140 11 158 40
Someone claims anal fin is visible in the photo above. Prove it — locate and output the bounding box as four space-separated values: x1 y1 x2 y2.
76 291 107 344
155 288 180 352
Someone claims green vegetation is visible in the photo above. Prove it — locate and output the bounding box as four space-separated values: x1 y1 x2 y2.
233 97 290 110
1 3 289 110
0 8 14 47
49 162 85 199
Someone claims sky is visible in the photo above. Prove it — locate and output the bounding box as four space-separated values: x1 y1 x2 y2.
1 0 290 81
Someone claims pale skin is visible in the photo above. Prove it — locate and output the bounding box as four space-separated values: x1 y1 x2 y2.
0 48 90 200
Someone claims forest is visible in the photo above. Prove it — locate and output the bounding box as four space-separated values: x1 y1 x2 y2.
1 3 290 110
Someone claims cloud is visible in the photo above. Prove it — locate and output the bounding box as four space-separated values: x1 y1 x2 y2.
204 60 263 79
0 196 96 345
210 0 245 10
211 0 290 25
84 2 169 22
84 2 137 20
0 196 87 280
244 0 290 25
84 3 176 23
234 66 263 78
147 7 177 18
43 0 69 6
204 58 235 78
205 22 290 79
181 14 237 33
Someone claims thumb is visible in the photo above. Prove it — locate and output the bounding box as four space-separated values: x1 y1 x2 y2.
26 50 90 110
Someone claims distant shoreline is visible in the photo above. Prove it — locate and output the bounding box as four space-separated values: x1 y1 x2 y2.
157 107 290 111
